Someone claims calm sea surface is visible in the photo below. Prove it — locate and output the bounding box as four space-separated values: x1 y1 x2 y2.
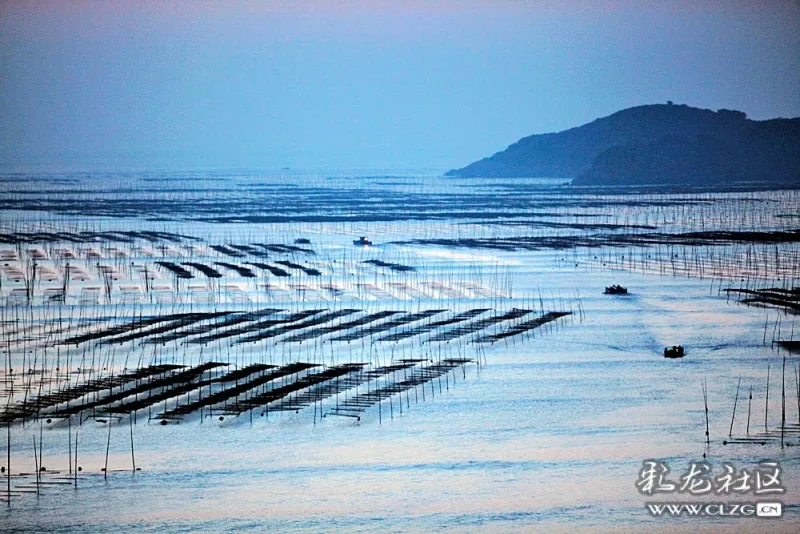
1 171 798 532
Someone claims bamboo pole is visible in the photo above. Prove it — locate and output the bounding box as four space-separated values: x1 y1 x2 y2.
729 377 741 437
765 364 771 433
702 379 710 446
746 386 752 435
104 420 111 479
781 356 786 448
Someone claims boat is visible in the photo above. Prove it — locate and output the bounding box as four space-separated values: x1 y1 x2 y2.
294 238 311 244
353 236 372 246
664 345 685 358
604 284 628 295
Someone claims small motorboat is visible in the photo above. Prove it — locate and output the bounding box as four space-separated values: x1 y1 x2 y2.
294 238 311 244
664 345 685 358
353 236 373 246
604 284 628 295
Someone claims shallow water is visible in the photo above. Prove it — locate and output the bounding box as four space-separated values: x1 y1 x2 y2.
1 172 799 532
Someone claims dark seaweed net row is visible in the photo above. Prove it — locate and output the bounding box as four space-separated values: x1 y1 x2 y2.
228 245 271 258
428 308 533 342
248 262 291 277
0 230 194 245
267 361 419 413
0 364 182 425
46 362 228 419
327 359 471 418
280 310 401 343
391 229 800 252
378 308 490 342
330 309 447 342
236 309 360 344
156 261 193 279
183 262 222 278
144 308 282 345
156 362 318 420
274 260 321 276
61 313 207 345
474 311 573 343
215 262 257 278
97 312 235 345
209 245 246 258
101 363 282 415
363 259 416 272
186 309 326 344
220 363 365 417
725 287 800 314
251 243 316 255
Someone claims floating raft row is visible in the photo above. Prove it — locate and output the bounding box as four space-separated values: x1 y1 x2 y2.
96 364 270 415
327 358 472 419
725 287 800 314
279 310 401 343
182 262 223 278
267 361 420 413
1 471 89 502
331 309 446 342
0 364 183 425
3 357 481 426
236 309 360 344
274 260 321 276
155 261 193 279
99 363 278 416
42 362 228 420
220 363 367 417
215 262 257 278
722 436 781 445
362 259 416 272
474 311 572 343
187 309 325 344
59 311 235 346
248 262 291 277
251 243 316 255
0 230 191 244
378 308 490 342
19 307 573 352
60 313 210 345
228 244 269 257
428 308 533 342
99 312 236 345
156 362 318 421
145 308 282 345
209 245 246 258
777 341 800 354
724 424 800 445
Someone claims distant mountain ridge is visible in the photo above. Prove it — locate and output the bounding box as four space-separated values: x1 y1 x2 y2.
445 104 800 186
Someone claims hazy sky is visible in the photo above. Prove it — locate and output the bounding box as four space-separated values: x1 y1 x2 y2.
1 1 798 171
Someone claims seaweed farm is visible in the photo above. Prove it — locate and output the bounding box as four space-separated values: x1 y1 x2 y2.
2 171 800 531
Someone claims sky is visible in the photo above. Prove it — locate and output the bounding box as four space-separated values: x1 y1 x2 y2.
1 1 799 172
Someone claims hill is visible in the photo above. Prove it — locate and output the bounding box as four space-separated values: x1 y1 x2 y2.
445 104 800 186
